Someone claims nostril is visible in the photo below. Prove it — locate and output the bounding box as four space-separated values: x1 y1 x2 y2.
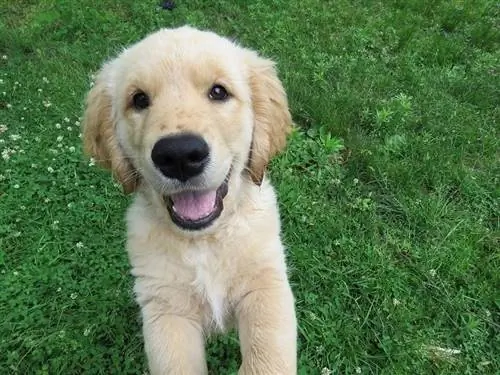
187 149 208 164
161 155 174 166
151 145 172 167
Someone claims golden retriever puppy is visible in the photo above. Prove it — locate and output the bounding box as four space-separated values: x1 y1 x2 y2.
83 26 296 375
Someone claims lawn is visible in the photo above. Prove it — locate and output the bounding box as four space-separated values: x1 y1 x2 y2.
0 0 498 374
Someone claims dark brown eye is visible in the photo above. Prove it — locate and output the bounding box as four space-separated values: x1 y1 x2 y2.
208 84 229 101
132 91 150 110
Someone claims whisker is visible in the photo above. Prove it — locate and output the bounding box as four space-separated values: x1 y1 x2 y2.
89 155 142 164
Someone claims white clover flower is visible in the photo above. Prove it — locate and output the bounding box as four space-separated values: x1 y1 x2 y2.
307 311 318 320
2 55 8 60
69 146 75 152
13 271 19 276
64 117 70 123
13 232 21 238
56 135 63 142
42 77 49 83
13 184 19 189
429 269 437 277
76 241 84 248
47 166 54 173
6 103 12 109
2 148 14 161
70 293 78 300
44 198 51 203
75 120 80 126
88 158 96 167
55 123 61 129
31 163 37 168
393 298 401 306
356 367 362 374
83 327 91 336
0 79 3 84
321 368 332 375
0 124 7 133
9 134 21 141
67 126 72 131
43 100 52 108
37 88 42 93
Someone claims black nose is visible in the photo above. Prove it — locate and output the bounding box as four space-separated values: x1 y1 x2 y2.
151 133 210 182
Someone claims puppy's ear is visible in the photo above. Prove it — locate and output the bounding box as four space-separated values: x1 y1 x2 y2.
82 66 139 194
246 53 292 185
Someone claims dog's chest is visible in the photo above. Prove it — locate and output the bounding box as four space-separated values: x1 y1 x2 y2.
184 246 231 330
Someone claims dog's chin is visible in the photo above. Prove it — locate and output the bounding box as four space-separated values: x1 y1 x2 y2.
162 172 230 231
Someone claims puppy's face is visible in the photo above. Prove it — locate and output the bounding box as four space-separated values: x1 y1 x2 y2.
83 27 291 231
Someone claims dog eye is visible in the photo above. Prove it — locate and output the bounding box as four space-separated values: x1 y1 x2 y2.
208 84 229 101
132 91 150 110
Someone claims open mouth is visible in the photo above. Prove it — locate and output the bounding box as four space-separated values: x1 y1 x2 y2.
164 172 230 231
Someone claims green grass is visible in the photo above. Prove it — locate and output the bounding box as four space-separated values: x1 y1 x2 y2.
0 0 498 374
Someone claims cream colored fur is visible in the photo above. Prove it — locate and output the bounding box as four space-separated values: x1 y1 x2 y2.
83 26 296 374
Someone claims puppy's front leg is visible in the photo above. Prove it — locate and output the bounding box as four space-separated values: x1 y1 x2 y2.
236 275 297 375
141 303 207 375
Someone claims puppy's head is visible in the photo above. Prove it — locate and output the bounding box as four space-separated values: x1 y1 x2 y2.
83 26 291 231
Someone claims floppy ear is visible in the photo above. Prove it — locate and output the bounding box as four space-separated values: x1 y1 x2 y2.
247 54 292 185
82 66 139 194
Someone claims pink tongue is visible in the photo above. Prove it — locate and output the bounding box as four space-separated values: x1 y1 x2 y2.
171 190 217 220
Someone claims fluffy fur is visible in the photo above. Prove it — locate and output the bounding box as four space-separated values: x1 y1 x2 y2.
83 26 296 374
